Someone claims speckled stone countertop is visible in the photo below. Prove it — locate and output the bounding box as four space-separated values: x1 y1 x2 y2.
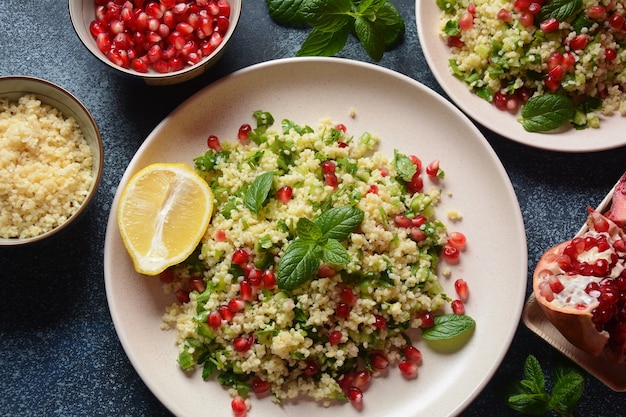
1 1 626 416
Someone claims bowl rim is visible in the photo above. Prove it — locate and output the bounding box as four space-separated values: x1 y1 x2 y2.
0 75 104 246
67 0 242 82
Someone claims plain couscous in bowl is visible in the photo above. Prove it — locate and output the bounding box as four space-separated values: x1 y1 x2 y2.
438 0 626 132
159 111 474 415
0 76 102 245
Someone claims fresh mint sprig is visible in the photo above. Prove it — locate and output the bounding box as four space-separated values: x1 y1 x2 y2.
277 206 364 291
519 94 575 132
504 355 584 417
266 0 405 61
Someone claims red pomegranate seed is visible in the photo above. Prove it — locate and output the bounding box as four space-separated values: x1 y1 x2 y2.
540 17 559 32
519 11 535 27
346 386 363 409
458 11 474 30
393 214 412 228
369 351 389 370
528 2 542 14
218 0 231 17
609 13 625 30
303 359 319 377
367 184 379 195
407 172 423 194
277 185 293 203
251 377 271 395
425 160 440 177
329 330 343 345
410 228 426 242
340 287 357 306
447 35 464 48
452 299 465 315
606 48 617 61
569 34 589 51
96 33 112 53
218 305 234 322
317 264 337 278
175 290 190 303
207 310 222 328
404 345 422 363
189 276 206 293
447 231 467 251
352 369 371 390
228 297 246 313
207 134 221 151
587 5 606 20
232 248 250 265
442 244 461 264
419 312 435 328
398 361 418 379
493 91 508 110
373 314 387 329
231 396 247 417
238 123 252 144
497 8 512 22
336 302 351 319
321 161 336 175
233 335 254 352
240 280 253 301
262 269 276 288
514 0 531 12
454 278 470 302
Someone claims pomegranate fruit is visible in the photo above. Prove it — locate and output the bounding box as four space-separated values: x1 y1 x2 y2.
533 173 626 363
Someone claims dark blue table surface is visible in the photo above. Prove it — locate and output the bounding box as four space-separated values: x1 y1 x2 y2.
1 1 626 416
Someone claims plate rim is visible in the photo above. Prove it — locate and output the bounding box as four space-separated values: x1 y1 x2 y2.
104 56 528 417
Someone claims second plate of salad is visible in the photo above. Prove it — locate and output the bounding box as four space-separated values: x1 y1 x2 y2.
416 0 626 152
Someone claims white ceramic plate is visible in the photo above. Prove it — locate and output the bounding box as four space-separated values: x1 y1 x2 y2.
416 0 626 153
104 57 527 417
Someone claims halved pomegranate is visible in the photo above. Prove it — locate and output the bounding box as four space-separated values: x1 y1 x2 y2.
533 173 626 363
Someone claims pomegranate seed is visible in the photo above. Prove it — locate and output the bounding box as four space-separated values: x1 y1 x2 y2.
544 73 562 92
321 160 336 175
410 228 426 242
232 248 250 265
346 386 363 409
458 11 474 31
96 33 112 53
215 15 230 34
519 12 535 27
393 214 412 228
367 184 379 194
231 396 247 417
317 264 337 277
497 8 512 22
262 269 276 288
233 335 254 352
569 34 589 51
514 0 531 12
228 297 246 313
369 351 389 370
411 215 427 227
442 244 461 264
277 185 293 203
131 57 149 73
609 13 625 30
247 267 262 286
407 172 423 194
373 314 387 329
207 134 221 150
329 330 343 345
218 0 231 17
238 124 252 144
404 345 423 363
425 160 440 177
240 280 253 301
447 35 464 48
189 276 206 293
547 275 564 294
606 48 617 61
352 369 372 389
454 278 470 302
447 231 467 251
207 310 222 328
303 359 319 377
587 5 606 20
493 91 508 110
540 17 560 32
218 305 234 322
336 302 351 319
175 290 190 303
419 312 435 328
398 361 418 379
452 299 465 315
251 377 271 395
340 287 357 306
528 2 542 14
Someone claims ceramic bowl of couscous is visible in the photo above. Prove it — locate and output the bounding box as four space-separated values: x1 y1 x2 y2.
0 76 103 246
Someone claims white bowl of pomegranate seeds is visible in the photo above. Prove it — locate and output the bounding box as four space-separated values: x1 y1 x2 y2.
0 75 103 246
69 0 241 85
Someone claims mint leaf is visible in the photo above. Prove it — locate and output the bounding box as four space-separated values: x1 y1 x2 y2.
523 354 546 394
244 172 274 214
354 16 386 61
320 238 350 265
539 0 582 22
392 150 416 181
519 94 575 132
316 206 364 241
296 217 323 243
301 0 353 32
372 1 405 47
507 392 551 415
296 26 350 57
277 239 321 291
421 314 476 341
266 0 309 25
549 372 584 415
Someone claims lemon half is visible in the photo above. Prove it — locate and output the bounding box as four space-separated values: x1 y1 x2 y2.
117 163 213 276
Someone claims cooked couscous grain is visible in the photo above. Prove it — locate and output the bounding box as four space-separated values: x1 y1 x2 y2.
0 94 93 239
